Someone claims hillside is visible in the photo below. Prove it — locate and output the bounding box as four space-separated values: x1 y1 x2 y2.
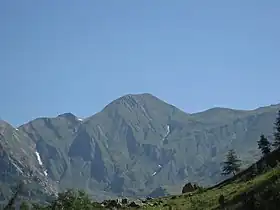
138 147 280 210
1 93 280 202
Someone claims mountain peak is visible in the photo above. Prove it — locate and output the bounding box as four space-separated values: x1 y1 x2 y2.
117 93 157 101
103 93 161 110
58 112 77 119
57 112 84 122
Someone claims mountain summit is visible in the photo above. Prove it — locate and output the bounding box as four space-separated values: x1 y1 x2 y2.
1 94 279 201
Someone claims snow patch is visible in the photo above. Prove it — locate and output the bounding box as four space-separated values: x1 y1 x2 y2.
35 151 43 166
166 125 170 135
77 118 83 121
35 151 48 177
152 165 162 176
161 125 170 143
15 128 19 131
164 125 170 138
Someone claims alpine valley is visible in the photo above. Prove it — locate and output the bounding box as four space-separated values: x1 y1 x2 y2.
1 93 279 202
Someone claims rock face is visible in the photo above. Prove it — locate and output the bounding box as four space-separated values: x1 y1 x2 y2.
1 93 280 201
148 187 169 198
0 120 57 203
182 183 198 194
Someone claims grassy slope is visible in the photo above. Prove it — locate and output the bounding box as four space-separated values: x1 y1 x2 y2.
138 148 280 210
139 168 279 210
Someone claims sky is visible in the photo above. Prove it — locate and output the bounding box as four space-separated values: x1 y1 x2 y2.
1 0 279 126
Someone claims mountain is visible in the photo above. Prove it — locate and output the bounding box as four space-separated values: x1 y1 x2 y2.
23 147 280 209
1 93 279 201
0 120 57 204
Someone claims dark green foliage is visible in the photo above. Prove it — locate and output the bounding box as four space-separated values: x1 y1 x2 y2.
257 134 271 156
222 149 241 176
101 199 122 209
196 186 206 193
241 191 256 209
273 109 280 149
121 198 128 205
237 179 280 210
218 194 225 209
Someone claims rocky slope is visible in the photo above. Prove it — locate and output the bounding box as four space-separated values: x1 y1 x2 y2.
1 93 279 201
0 120 57 204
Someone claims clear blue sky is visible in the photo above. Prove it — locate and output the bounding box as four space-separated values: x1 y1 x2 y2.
1 0 279 126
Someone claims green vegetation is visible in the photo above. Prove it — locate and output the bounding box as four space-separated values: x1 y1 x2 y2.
273 109 280 148
257 134 271 156
221 149 241 176
142 165 280 209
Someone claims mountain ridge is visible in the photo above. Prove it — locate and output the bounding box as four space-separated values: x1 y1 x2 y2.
4 93 278 129
1 93 280 201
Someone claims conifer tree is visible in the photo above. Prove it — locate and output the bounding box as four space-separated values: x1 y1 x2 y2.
222 149 241 176
257 134 271 156
273 109 280 149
